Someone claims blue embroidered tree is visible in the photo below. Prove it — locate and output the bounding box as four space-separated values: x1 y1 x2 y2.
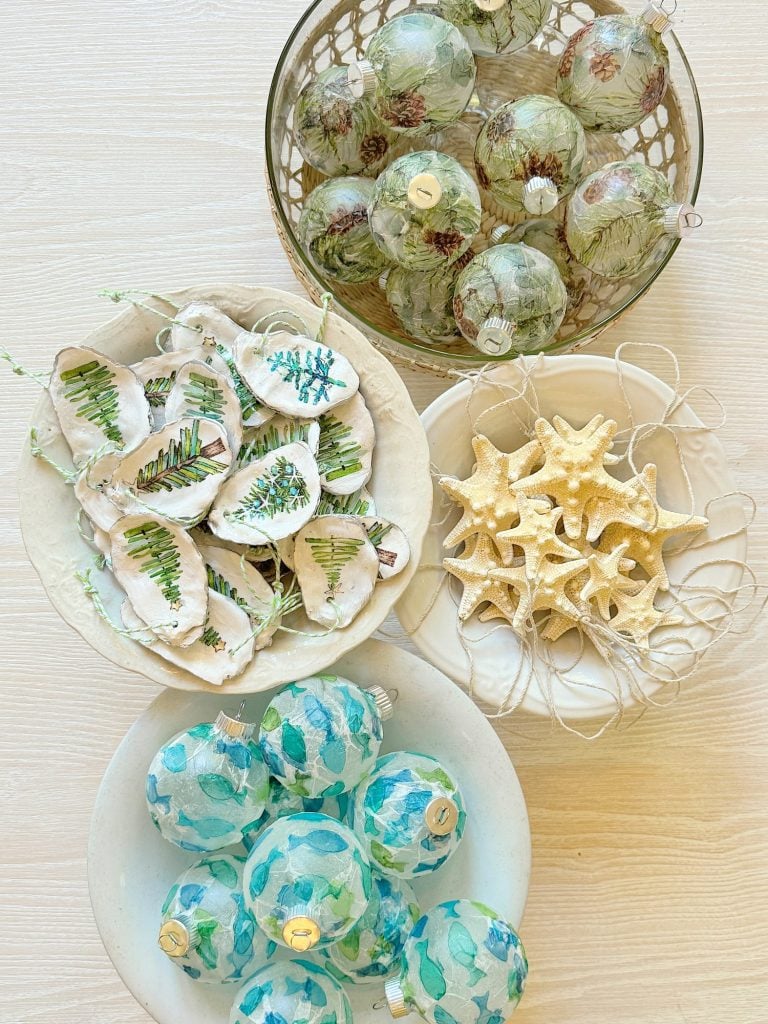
267 344 347 406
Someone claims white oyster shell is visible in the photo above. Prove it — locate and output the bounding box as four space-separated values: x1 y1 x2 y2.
169 301 243 353
233 330 359 417
165 360 243 456
316 391 375 495
294 515 378 628
74 450 124 531
109 513 208 647
315 487 377 517
189 526 277 563
360 516 411 579
121 589 255 686
276 535 295 571
107 417 232 526
236 414 320 469
207 441 320 544
49 346 151 465
196 541 278 651
130 345 229 430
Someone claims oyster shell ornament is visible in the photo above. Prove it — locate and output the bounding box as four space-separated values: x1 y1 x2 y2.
165 360 243 457
361 517 411 579
316 392 375 495
475 95 586 214
131 345 231 431
348 12 476 136
170 302 243 354
294 64 398 178
453 244 567 355
369 151 482 271
565 160 700 280
438 0 551 56
229 959 353 1024
236 414 320 470
196 542 278 649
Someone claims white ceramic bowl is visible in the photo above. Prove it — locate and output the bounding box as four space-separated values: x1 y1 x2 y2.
397 353 746 720
88 639 531 1024
19 285 432 693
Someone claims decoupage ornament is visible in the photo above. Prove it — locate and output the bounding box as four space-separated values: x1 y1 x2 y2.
298 176 392 284
243 812 372 950
438 0 551 56
565 160 700 280
349 751 466 877
73 450 124 532
158 853 274 983
474 95 586 215
229 959 353 1024
453 244 567 355
294 65 398 177
491 218 589 306
258 675 393 797
196 542 278 649
145 711 269 852
165 361 244 457
384 899 527 1023
316 392 375 496
242 779 352 850
322 872 421 984
556 4 672 132
236 415 321 470
348 12 476 136
369 151 481 271
383 250 474 344
360 517 411 579
316 486 376 517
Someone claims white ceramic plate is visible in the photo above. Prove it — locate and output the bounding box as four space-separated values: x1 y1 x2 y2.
19 285 432 693
397 354 747 720
88 639 531 1024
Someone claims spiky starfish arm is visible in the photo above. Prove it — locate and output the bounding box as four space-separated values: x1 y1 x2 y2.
506 438 544 483
440 434 522 549
606 578 669 649
491 557 588 632
444 534 518 622
579 542 644 620
496 493 583 577
584 463 659 543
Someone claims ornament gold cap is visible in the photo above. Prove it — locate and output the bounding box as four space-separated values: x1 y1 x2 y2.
385 978 408 1019
425 795 460 835
476 316 515 356
282 904 321 952
366 684 395 722
489 224 512 245
348 59 376 98
407 172 442 210
158 916 199 957
523 176 559 215
663 202 701 238
215 708 253 740
642 2 674 33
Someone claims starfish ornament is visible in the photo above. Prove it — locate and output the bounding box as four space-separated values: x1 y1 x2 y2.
579 541 645 620
444 534 519 622
551 413 621 464
496 493 583 577
507 438 543 482
606 578 669 649
490 556 588 632
440 435 522 549
584 463 659 543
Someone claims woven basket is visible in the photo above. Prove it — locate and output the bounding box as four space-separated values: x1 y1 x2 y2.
266 0 702 376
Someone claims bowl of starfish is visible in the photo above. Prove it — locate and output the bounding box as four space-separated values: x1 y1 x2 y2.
397 349 747 725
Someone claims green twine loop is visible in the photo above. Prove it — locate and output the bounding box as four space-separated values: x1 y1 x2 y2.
29 428 77 483
1 349 49 388
316 293 333 343
98 289 199 333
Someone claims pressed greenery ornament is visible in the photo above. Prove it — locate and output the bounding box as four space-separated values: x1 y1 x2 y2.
383 251 474 345
491 218 589 307
316 392 375 496
294 515 379 628
438 0 551 56
236 415 320 470
229 958 353 1024
165 361 243 456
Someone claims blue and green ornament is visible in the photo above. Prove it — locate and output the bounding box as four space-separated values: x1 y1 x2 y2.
243 812 372 952
348 751 466 878
146 710 269 852
157 853 275 984
384 899 528 1024
229 959 352 1024
241 778 351 852
258 675 394 798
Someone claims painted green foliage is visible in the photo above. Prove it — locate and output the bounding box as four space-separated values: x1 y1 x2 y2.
502 218 589 307
183 371 227 421
316 488 374 517
214 344 263 424
438 0 551 56
556 15 669 132
59 359 124 444
135 419 228 493
229 456 310 523
385 258 472 344
124 520 183 607
267 345 346 407
305 535 366 598
230 959 352 1024
316 411 363 482
237 419 314 468
145 370 177 407
200 625 226 651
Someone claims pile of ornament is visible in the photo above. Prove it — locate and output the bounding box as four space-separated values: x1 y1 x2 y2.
33 301 409 685
292 1 699 355
147 675 528 1024
440 414 707 645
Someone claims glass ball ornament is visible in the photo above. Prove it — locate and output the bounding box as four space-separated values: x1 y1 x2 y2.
438 0 552 57
474 94 586 215
347 12 476 136
242 778 351 851
146 711 269 852
348 750 466 878
158 853 275 984
453 243 567 355
556 4 672 132
490 219 589 307
321 871 421 985
369 150 481 271
565 160 700 280
294 65 398 177
298 176 392 283
382 250 474 345
243 812 372 951
230 959 352 1024
384 899 528 1024
258 675 394 798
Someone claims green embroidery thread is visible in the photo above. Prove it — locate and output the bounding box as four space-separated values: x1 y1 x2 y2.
305 535 365 598
144 372 177 407
59 359 124 444
135 420 228 493
123 521 183 608
228 456 310 523
183 371 227 421
200 625 226 651
316 411 363 481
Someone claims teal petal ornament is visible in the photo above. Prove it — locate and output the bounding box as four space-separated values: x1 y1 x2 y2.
230 959 353 1024
241 779 351 851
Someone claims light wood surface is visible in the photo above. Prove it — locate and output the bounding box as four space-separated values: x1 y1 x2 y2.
0 2 765 1023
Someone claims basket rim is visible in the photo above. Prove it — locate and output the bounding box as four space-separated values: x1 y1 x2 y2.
265 0 704 366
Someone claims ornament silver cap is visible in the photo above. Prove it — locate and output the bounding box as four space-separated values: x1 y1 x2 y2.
425 795 460 835
523 176 559 215
476 316 515 356
642 2 674 34
348 59 376 99
366 684 395 722
663 202 701 238
385 978 408 1019
215 708 254 740
489 224 512 245
282 904 321 952
158 915 199 957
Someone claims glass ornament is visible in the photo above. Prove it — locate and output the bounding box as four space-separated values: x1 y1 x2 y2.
383 253 474 345
347 12 476 137
565 160 700 280
369 150 481 270
230 959 352 1024
242 778 351 851
158 853 275 984
438 0 551 57
321 871 421 985
294 65 398 177
453 243 567 355
384 899 528 1024
490 219 589 306
258 675 394 798
474 94 586 215
298 176 392 284
348 750 466 878
243 812 372 951
146 711 269 853
556 3 672 132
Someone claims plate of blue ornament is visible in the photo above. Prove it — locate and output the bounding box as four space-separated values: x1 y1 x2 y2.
88 639 531 1024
